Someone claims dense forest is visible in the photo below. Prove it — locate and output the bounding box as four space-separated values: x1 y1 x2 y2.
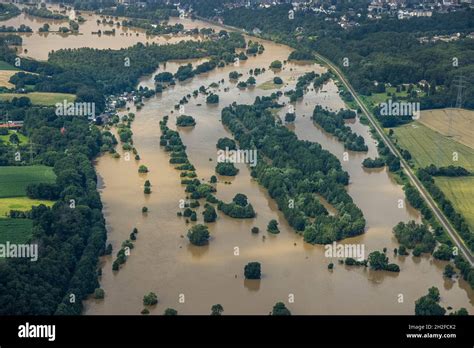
100 3 179 20
48 0 116 11
221 96 366 243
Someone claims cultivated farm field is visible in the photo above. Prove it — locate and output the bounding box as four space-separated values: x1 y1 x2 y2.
419 108 474 150
0 218 33 245
393 118 474 243
393 122 474 171
0 166 56 198
435 176 474 233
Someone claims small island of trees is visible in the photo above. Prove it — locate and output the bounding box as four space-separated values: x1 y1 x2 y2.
368 251 400 272
229 71 242 80
164 308 178 315
176 115 196 127
203 203 217 222
237 81 248 89
393 221 436 256
244 261 261 279
270 60 282 69
143 292 158 306
155 71 174 83
187 224 210 246
267 219 280 234
271 302 291 315
211 304 224 315
246 76 256 86
216 137 237 150
415 287 445 315
218 194 256 218
273 76 283 85
138 165 149 173
362 157 385 168
94 288 105 299
313 105 367 152
206 93 219 104
215 162 239 176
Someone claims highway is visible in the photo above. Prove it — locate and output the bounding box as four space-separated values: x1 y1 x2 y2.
313 52 474 266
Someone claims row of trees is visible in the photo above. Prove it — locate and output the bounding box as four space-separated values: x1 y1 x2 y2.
423 164 470 177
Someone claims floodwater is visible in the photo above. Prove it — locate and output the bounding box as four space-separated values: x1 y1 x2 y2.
0 3 203 60
4 7 472 314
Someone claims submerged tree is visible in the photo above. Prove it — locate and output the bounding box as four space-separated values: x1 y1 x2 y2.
211 304 224 316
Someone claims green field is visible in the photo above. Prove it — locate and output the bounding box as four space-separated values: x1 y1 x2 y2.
0 218 33 245
365 87 409 105
0 60 18 71
393 121 474 234
0 197 54 217
393 122 474 171
0 130 28 145
0 166 56 247
0 92 75 106
0 166 56 198
435 177 474 232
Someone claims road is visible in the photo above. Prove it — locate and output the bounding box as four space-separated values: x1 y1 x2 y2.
313 52 474 266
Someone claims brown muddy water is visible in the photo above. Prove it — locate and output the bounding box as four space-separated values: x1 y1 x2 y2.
85 20 473 314
0 3 203 60
4 8 472 314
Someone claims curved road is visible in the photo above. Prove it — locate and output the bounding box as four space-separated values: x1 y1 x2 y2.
313 52 474 266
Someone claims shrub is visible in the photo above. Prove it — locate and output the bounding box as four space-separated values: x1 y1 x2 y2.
273 76 283 85
164 308 178 315
271 302 291 315
244 262 261 279
270 60 282 69
143 292 158 306
187 224 210 246
176 115 196 127
94 288 105 299
267 219 280 234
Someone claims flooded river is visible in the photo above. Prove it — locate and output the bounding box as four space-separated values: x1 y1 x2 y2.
1 3 202 60
5 6 473 314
